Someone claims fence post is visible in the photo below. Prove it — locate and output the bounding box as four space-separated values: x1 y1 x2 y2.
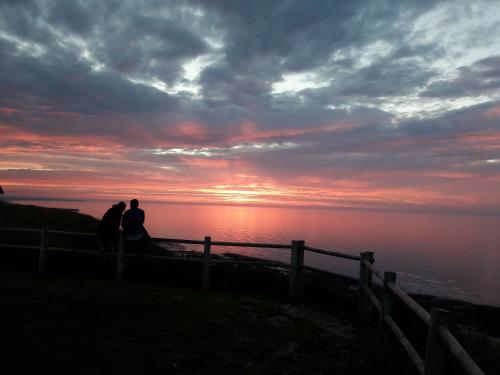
379 271 397 356
365 251 374 319
202 236 211 290
116 232 124 281
289 240 305 303
38 225 48 275
424 308 450 375
358 252 368 320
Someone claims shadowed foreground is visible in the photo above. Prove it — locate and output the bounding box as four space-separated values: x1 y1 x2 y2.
2 202 497 373
0 271 388 375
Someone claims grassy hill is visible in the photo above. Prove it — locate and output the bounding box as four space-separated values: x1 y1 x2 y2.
0 200 99 232
0 271 390 375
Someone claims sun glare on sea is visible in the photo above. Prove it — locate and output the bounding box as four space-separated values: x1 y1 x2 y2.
198 184 286 205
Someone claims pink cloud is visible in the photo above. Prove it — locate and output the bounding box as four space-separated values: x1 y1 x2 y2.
0 107 20 115
182 158 231 169
484 105 500 119
229 121 359 143
166 122 206 141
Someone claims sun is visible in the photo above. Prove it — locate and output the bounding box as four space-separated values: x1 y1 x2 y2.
199 184 286 205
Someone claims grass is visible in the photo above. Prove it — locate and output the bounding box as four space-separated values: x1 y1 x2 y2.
0 271 386 375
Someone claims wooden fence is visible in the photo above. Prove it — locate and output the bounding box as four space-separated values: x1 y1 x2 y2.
359 252 485 375
0 226 486 375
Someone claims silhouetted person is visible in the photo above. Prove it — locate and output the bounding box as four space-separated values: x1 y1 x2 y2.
122 199 149 251
98 201 126 252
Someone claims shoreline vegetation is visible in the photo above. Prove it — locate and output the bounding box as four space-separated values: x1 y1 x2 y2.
0 200 499 373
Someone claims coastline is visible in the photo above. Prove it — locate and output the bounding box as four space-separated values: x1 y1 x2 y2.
1 201 499 332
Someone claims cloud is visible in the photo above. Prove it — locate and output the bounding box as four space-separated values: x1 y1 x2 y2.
422 55 500 98
2 0 500 213
195 0 437 70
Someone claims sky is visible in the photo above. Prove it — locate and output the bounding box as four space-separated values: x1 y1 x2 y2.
1 0 500 214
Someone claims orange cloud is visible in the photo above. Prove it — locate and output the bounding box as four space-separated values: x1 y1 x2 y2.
0 123 124 154
182 158 231 168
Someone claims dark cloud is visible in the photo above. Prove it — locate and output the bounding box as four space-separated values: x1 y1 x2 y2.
302 58 435 104
194 0 438 71
398 101 500 137
199 63 273 109
0 42 178 117
47 0 102 35
422 55 500 98
96 11 210 81
0 0 39 32
191 0 445 108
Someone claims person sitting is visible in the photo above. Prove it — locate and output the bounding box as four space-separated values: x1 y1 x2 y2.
98 201 126 252
121 199 149 250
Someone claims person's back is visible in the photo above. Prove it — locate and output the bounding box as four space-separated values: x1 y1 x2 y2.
98 201 126 251
98 205 123 236
122 199 145 239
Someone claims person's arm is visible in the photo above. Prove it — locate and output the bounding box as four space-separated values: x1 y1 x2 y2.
121 212 128 231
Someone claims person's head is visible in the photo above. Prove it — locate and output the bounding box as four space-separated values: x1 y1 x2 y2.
116 201 126 212
130 199 139 208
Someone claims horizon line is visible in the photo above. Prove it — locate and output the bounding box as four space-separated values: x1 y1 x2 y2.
4 195 500 218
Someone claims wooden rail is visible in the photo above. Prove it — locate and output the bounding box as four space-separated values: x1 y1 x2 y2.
0 244 40 250
210 240 290 249
1 227 42 233
364 260 383 282
0 226 356 300
388 282 430 325
384 314 425 373
304 245 360 260
358 256 485 375
0 226 486 374
48 229 98 237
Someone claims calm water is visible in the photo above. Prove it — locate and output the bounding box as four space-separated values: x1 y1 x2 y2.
12 199 500 307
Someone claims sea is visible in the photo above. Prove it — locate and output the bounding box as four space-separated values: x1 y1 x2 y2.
9 199 500 307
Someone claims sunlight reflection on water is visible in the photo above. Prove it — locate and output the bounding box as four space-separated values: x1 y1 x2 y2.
13 200 500 307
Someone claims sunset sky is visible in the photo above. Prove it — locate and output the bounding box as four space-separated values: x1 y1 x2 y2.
2 0 500 214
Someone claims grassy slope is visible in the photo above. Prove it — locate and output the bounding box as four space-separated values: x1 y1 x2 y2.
0 272 385 375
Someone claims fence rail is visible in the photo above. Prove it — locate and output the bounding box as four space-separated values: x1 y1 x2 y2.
358 255 485 375
1 227 41 233
304 245 361 260
388 282 430 325
48 229 98 237
0 226 486 375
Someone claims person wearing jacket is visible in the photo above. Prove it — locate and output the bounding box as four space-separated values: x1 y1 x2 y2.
122 199 146 238
98 201 126 252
